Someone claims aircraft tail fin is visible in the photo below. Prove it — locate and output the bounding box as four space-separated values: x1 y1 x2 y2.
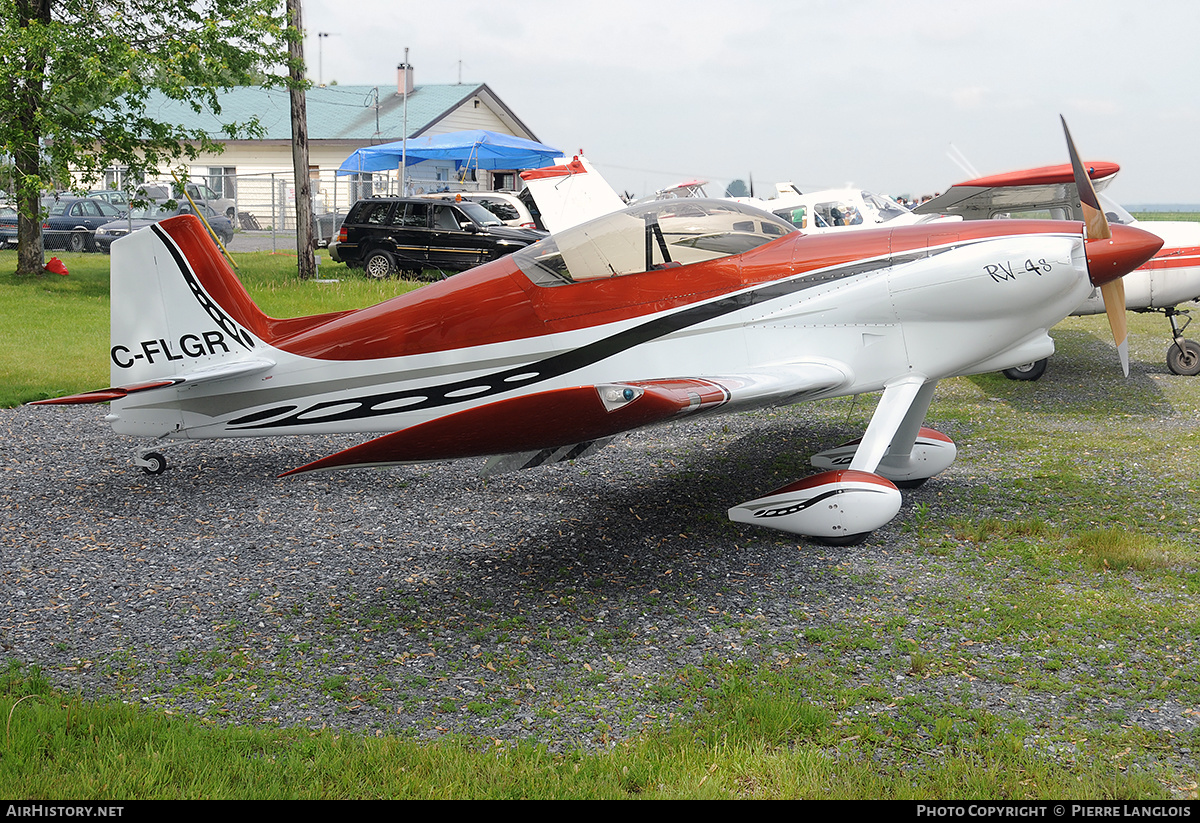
520 156 627 233
108 214 274 387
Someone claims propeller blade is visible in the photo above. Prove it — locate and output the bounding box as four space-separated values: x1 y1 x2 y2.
1100 279 1129 377
1062 115 1110 241
1064 115 1129 373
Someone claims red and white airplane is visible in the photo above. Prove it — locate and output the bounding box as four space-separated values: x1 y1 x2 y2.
32 122 1163 544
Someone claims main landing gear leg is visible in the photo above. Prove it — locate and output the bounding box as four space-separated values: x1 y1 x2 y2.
729 377 956 545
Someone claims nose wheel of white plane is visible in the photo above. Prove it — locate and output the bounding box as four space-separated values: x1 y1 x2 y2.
1168 339 1200 376
1165 308 1200 376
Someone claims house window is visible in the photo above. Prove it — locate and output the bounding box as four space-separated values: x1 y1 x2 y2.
103 167 135 191
207 167 237 199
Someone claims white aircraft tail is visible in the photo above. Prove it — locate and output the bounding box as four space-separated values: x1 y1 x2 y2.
520 156 627 234
109 215 272 387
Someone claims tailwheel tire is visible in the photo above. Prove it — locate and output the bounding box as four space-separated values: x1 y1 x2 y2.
1002 358 1048 381
1166 339 1200 376
140 452 166 475
363 251 395 279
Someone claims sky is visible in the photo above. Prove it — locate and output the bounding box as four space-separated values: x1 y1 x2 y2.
299 0 1200 205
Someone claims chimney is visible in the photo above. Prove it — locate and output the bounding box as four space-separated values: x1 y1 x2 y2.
397 62 413 95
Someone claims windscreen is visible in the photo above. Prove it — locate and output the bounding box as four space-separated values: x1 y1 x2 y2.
515 199 794 286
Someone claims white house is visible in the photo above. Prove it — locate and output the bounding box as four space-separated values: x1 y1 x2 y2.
109 64 554 228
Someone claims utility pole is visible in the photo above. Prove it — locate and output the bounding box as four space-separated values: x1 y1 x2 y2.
287 0 316 278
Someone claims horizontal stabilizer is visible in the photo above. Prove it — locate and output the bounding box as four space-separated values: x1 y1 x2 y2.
29 358 274 406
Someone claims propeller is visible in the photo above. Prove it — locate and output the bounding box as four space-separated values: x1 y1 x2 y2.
1062 115 1128 376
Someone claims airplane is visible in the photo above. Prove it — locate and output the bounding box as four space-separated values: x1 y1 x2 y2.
30 121 1163 545
914 162 1200 378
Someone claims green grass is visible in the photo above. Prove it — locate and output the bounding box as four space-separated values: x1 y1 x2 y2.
1131 211 1200 222
0 660 1176 799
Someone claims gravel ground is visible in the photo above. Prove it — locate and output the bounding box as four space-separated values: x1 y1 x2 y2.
1 394 1197 766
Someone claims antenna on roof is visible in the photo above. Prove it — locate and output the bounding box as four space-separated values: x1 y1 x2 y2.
316 32 340 86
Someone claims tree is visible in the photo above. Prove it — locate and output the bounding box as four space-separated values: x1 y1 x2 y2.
0 0 289 275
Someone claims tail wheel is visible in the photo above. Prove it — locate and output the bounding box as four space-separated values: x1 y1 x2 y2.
1167 339 1200 376
139 452 166 475
364 251 395 279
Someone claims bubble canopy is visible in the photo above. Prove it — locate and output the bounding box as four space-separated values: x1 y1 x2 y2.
513 199 797 287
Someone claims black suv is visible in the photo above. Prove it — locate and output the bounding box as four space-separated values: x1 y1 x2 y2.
329 196 545 278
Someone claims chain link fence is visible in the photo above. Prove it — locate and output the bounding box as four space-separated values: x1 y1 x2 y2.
190 167 508 249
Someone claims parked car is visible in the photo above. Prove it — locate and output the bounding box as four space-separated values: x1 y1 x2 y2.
421 191 538 229
142 181 236 219
86 189 134 211
329 196 545 278
94 201 235 253
0 196 126 252
0 204 15 248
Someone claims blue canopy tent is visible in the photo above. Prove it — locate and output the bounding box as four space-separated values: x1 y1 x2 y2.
336 130 563 176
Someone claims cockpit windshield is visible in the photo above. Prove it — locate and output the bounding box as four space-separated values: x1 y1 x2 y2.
1098 193 1135 226
514 199 795 286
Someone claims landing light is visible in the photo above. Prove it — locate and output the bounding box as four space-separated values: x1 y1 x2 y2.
598 384 642 412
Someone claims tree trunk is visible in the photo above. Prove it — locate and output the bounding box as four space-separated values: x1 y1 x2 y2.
14 0 52 276
287 0 315 279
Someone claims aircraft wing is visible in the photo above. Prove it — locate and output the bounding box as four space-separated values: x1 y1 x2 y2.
30 358 275 405
283 362 850 475
913 161 1119 220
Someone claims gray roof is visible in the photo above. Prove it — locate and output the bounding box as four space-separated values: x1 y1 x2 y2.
141 83 527 143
